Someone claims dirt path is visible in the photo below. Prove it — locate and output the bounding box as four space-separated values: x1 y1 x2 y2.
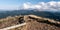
0 23 26 30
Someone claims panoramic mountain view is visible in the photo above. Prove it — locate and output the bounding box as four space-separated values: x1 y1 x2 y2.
0 0 60 30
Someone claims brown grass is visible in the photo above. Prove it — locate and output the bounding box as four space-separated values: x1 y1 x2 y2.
21 20 60 30
0 16 20 29
10 20 60 30
0 15 60 30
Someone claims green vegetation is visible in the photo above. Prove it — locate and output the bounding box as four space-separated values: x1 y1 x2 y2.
0 10 60 21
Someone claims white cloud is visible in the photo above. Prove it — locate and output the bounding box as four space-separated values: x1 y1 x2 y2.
23 2 31 9
22 1 60 11
57 2 60 10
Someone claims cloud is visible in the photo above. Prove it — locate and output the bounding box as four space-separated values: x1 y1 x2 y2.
57 2 60 10
23 2 31 9
22 1 60 11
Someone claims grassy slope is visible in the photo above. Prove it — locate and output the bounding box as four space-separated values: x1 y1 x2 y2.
0 16 20 29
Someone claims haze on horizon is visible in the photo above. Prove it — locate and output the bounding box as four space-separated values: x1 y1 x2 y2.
0 0 60 11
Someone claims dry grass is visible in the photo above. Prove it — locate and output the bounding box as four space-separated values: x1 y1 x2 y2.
0 16 21 29
10 15 60 30
0 15 60 30
9 20 60 30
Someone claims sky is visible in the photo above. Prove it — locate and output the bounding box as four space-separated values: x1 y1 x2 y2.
0 0 60 10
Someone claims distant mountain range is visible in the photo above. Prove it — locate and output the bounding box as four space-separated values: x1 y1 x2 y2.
0 10 60 21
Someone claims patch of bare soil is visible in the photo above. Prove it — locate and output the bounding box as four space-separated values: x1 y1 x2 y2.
21 20 60 30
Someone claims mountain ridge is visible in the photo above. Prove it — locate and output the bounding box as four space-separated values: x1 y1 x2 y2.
0 10 60 21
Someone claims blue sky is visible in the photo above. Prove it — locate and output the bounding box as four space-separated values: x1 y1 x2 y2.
0 0 59 10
